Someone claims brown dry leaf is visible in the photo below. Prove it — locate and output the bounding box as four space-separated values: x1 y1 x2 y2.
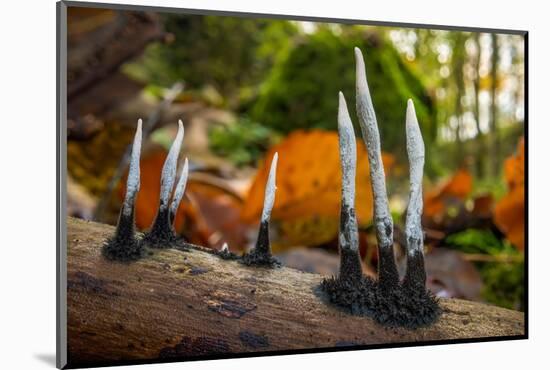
424 168 473 219
494 138 525 250
241 130 394 248
472 194 494 218
181 181 248 250
503 137 525 189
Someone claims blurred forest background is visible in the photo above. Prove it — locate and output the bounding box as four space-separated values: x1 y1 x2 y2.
66 7 525 310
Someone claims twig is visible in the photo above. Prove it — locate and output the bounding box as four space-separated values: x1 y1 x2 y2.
94 82 184 221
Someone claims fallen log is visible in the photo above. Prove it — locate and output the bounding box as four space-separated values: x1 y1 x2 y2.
66 217 525 367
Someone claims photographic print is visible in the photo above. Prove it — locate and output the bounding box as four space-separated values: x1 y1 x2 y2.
57 1 527 368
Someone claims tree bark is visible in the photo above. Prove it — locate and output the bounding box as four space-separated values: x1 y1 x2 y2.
490 33 501 176
472 33 486 178
452 33 466 166
66 217 525 367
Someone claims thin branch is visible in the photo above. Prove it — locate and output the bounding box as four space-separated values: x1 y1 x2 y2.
94 82 184 220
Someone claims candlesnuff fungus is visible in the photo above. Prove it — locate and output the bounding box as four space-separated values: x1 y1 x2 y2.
355 47 399 292
103 119 145 261
216 241 240 260
101 47 438 326
242 152 281 267
321 47 440 329
221 242 229 253
402 99 427 292
336 92 363 284
142 120 187 248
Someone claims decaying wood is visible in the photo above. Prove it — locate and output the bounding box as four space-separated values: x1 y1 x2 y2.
67 217 525 367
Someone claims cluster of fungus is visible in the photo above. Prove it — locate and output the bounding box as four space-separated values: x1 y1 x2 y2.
103 120 190 260
103 119 280 267
103 46 440 329
320 47 440 328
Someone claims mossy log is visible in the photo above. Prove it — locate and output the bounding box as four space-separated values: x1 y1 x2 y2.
66 217 525 367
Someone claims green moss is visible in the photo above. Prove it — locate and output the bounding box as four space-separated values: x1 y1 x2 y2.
123 14 297 107
208 118 282 167
445 229 524 310
250 28 435 156
480 260 524 311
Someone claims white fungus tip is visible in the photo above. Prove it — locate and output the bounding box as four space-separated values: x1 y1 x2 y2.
338 91 347 111
261 152 278 223
221 242 229 252
354 47 368 91
160 122 185 207
337 93 352 131
122 118 143 216
337 92 359 251
406 99 424 160
177 120 184 140
169 157 190 218
354 47 364 64
405 99 425 256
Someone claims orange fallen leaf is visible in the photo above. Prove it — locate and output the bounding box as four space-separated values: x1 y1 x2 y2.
241 130 394 248
494 138 525 250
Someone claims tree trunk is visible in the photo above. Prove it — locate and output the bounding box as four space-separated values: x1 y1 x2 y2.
66 217 525 367
473 33 485 178
490 33 501 176
452 34 466 166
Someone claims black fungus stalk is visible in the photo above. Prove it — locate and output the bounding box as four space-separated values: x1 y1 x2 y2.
336 92 363 284
354 47 399 291
216 242 240 260
242 153 281 267
142 120 185 248
103 119 145 261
